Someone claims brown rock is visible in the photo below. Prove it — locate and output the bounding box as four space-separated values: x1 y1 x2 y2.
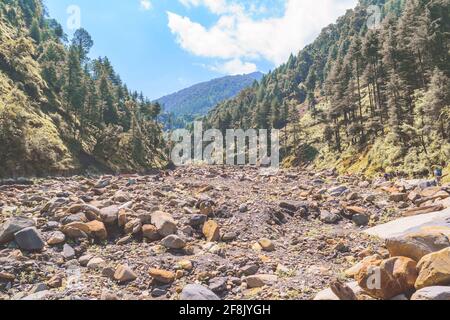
151 211 177 236
202 220 220 242
0 272 15 282
142 225 160 241
149 268 175 284
86 221 108 240
415 247 450 289
258 238 275 252
386 231 450 261
61 222 90 238
403 205 444 217
355 256 418 300
114 265 137 283
389 193 408 202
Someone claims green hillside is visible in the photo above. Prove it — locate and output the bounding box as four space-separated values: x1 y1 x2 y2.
205 0 450 177
0 0 168 177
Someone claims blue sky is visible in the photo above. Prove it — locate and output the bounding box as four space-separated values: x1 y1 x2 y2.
45 0 357 100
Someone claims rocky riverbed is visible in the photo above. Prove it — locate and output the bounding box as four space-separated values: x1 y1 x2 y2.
1 166 450 300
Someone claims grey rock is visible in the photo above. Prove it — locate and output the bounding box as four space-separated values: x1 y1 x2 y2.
0 217 35 244
320 211 341 224
352 213 370 226
14 227 45 251
100 205 120 224
188 214 207 227
161 235 186 249
62 244 76 260
209 277 228 293
411 286 450 300
180 284 220 300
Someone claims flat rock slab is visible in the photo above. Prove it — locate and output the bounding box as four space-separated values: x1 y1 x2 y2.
364 208 450 239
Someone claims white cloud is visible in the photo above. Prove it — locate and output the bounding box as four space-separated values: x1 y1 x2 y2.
140 0 152 11
168 0 358 74
209 58 258 75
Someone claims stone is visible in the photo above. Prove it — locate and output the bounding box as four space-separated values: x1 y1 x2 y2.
0 272 15 282
345 206 367 216
180 284 220 300
161 235 186 249
188 214 207 227
411 286 450 300
239 204 248 213
151 211 177 236
352 213 370 226
258 238 275 252
355 256 418 300
329 186 348 197
345 255 382 278
86 221 108 240
203 220 220 242
142 225 160 241
149 268 175 284
320 211 341 224
61 222 90 239
47 231 66 245
78 255 93 267
114 265 137 283
0 217 35 244
113 191 130 203
279 200 308 214
62 244 76 260
178 260 193 271
314 281 365 300
209 277 228 293
245 274 278 288
403 205 445 217
14 227 45 251
101 290 119 300
364 208 450 239
241 264 259 276
124 219 142 235
47 275 63 288
61 213 87 225
389 193 408 202
87 257 106 270
386 231 450 261
67 204 101 220
100 205 119 224
415 247 450 289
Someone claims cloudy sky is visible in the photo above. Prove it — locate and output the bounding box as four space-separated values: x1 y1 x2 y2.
46 0 357 99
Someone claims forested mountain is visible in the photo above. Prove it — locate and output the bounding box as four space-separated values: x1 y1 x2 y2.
156 72 263 129
205 0 450 177
0 0 167 177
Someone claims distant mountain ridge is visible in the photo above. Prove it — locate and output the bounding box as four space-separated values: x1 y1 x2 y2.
156 72 263 118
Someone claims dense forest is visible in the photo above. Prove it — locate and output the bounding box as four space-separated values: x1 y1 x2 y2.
205 0 450 177
0 0 167 177
157 72 263 130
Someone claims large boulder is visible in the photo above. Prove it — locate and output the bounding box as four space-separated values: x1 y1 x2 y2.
386 231 450 261
14 227 45 251
0 217 35 244
411 286 450 300
180 284 220 300
415 247 450 289
355 256 418 299
151 211 177 237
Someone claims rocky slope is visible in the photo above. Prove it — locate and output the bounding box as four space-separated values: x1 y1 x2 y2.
0 167 450 300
